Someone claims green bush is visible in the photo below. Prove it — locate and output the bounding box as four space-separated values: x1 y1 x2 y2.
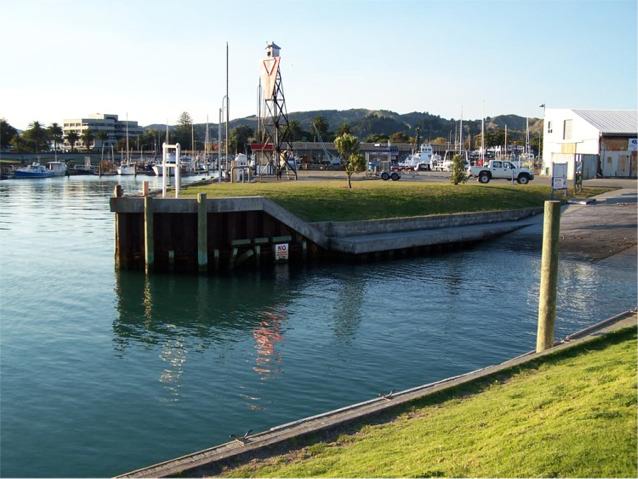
450 154 468 185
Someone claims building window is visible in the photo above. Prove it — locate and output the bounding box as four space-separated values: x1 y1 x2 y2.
547 121 552 134
563 119 572 140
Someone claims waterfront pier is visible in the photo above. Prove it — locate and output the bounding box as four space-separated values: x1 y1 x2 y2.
110 188 542 273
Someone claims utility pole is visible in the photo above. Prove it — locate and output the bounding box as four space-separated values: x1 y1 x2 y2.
225 42 229 171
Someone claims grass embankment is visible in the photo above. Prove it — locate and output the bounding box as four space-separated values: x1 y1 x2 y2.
183 181 608 222
224 327 637 478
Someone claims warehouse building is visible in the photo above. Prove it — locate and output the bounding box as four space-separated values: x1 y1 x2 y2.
542 109 637 179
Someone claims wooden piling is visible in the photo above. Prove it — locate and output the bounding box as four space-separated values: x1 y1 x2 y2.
197 193 208 272
536 200 561 353
114 213 121 269
142 181 149 197
144 196 154 273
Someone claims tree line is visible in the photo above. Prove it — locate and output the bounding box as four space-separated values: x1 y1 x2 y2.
1 113 540 155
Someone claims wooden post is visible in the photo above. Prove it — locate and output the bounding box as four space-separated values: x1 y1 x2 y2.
536 200 561 352
142 180 149 197
114 213 121 269
113 184 123 198
197 193 208 272
144 196 154 273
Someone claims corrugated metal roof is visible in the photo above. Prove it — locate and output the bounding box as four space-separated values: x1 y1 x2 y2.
573 110 637 135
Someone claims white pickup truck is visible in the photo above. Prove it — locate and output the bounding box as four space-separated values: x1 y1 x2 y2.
468 160 535 184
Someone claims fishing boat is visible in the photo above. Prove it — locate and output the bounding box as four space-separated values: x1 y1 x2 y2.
14 163 55 179
400 144 434 171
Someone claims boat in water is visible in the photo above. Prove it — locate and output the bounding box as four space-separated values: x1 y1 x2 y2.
152 155 195 177
46 161 68 177
117 163 136 175
14 163 55 179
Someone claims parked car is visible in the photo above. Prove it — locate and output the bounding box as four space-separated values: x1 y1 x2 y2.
468 160 534 184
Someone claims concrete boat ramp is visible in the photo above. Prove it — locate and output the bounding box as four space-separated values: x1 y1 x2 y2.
110 191 542 271
315 209 540 254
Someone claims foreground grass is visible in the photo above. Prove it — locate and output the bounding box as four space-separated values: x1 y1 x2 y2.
183 181 609 222
224 327 637 478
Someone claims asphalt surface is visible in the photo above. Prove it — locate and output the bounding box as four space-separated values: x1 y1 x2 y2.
507 185 637 261
296 170 638 189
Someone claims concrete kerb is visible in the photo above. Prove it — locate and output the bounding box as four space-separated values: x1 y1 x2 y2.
116 309 637 478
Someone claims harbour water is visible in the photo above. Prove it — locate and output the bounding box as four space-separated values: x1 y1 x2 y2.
0 176 636 477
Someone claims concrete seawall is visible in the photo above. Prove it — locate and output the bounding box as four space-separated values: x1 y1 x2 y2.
110 194 543 271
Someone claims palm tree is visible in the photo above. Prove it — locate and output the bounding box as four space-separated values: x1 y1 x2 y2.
24 121 49 153
66 131 80 152
47 123 63 152
81 128 95 152
96 131 108 148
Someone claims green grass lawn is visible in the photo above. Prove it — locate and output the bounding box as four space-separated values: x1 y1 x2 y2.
223 326 637 478
182 181 607 222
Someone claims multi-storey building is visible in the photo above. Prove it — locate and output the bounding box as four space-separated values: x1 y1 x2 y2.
63 113 143 150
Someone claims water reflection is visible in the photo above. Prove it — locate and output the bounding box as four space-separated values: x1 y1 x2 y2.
332 271 366 344
252 308 285 378
113 269 299 396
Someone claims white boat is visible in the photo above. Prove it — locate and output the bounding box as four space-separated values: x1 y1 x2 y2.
117 163 136 175
152 155 195 177
401 144 434 171
46 161 67 176
118 113 135 175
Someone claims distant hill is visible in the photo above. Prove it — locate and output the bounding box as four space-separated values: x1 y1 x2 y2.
144 109 541 144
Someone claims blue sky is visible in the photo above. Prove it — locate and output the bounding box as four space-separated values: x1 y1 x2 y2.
1 0 636 129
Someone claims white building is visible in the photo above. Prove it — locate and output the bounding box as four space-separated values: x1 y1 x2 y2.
542 109 637 179
63 113 143 150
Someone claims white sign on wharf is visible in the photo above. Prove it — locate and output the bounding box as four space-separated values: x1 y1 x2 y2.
552 162 568 190
274 243 289 261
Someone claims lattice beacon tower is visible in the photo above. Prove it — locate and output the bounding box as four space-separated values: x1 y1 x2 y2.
258 41 296 179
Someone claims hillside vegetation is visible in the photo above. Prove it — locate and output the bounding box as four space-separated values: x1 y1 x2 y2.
146 109 542 145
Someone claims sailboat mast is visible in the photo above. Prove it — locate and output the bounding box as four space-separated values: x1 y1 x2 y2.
481 102 485 163
526 117 530 155
205 114 209 156
504 124 508 158
459 106 463 153
125 113 129 162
